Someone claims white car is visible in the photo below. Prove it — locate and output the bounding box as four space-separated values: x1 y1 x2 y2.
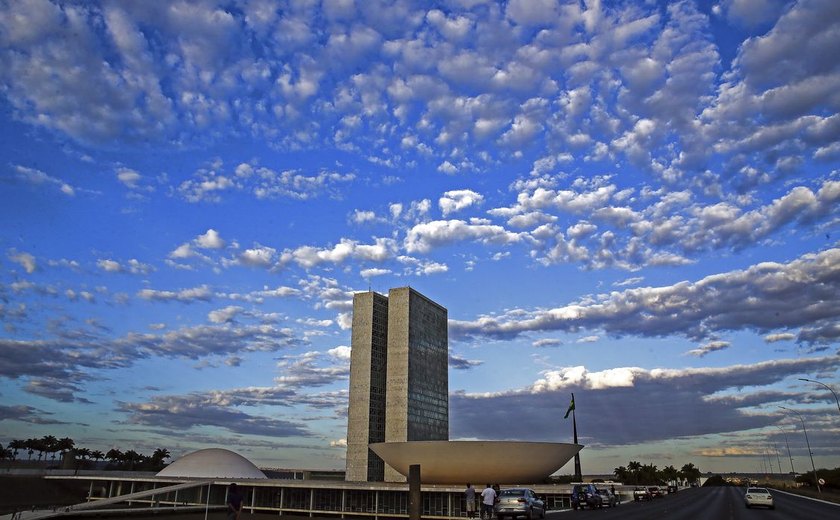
744 487 774 509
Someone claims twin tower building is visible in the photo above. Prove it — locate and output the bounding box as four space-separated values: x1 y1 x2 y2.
345 287 449 482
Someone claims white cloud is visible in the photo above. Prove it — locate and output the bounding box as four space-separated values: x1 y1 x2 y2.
450 248 840 346
8 250 37 274
196 229 225 249
116 167 142 188
352 210 376 224
405 219 524 253
439 189 484 216
437 161 458 174
360 268 391 278
97 259 122 272
764 333 795 343
208 306 244 324
138 285 213 303
328 345 351 361
12 165 77 196
686 341 731 358
239 246 276 267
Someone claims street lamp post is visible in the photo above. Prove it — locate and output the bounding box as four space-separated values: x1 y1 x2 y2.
799 378 840 415
779 407 820 493
776 425 796 475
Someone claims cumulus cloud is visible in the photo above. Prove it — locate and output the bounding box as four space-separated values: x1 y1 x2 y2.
11 165 78 196
285 238 397 269
451 354 840 446
274 350 350 390
686 340 731 358
177 161 356 203
439 189 484 216
138 285 213 303
451 248 840 345
97 258 153 274
117 392 310 437
449 352 482 370
8 250 37 273
0 322 305 401
405 219 525 253
196 229 225 249
0 404 68 424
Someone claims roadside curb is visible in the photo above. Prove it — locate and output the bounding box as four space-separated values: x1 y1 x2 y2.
773 488 840 507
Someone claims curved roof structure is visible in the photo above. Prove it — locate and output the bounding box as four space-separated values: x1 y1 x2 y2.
369 441 582 485
156 448 267 479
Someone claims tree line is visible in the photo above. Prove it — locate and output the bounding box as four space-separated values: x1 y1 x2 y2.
2 436 170 471
612 461 702 485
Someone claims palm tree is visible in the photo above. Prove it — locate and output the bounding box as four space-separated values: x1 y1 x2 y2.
613 466 629 483
8 440 25 460
151 448 170 470
123 450 142 470
0 446 12 460
40 435 58 463
76 447 92 461
680 463 701 485
56 437 74 464
24 438 36 460
105 448 123 468
660 465 679 484
91 450 104 465
627 460 642 484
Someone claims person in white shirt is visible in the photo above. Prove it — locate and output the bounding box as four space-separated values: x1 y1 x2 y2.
480 483 496 520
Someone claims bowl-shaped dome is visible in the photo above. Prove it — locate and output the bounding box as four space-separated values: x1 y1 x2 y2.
157 448 267 479
369 441 582 484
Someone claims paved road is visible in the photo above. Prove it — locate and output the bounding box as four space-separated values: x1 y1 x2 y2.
546 487 839 520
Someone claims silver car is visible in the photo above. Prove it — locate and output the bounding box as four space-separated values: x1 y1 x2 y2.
495 488 545 520
744 487 774 509
597 488 618 507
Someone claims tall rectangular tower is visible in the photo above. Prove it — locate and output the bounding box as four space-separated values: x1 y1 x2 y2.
345 291 389 482
345 287 448 482
383 287 449 481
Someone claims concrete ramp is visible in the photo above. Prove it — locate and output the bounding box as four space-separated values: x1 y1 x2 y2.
1 480 215 520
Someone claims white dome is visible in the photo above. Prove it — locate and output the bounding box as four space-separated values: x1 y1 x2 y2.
156 448 267 479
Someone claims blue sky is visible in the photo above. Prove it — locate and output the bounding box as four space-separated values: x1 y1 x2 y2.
1 0 839 476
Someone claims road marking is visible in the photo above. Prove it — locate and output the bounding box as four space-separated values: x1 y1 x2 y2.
772 488 840 507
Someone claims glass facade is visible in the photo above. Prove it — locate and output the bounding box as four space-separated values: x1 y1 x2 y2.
406 289 448 441
366 293 389 481
82 477 576 518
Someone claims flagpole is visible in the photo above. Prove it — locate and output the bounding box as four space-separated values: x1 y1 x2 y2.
571 393 582 481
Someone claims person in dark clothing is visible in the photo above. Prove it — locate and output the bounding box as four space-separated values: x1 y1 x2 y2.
227 483 244 520
465 483 476 518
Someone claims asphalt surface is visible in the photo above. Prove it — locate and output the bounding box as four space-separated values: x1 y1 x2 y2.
546 487 839 520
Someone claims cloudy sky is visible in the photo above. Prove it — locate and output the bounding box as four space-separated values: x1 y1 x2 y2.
1 0 839 476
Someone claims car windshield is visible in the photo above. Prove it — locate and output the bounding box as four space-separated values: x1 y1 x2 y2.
500 490 526 497
747 488 769 494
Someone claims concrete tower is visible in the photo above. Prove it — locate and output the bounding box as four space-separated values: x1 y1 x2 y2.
345 287 448 482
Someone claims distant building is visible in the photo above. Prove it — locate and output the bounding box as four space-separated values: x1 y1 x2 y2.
345 287 448 482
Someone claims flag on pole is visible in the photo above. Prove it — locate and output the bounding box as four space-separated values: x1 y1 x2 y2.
564 394 575 419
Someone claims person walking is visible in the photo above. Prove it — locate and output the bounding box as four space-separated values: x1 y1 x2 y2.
465 483 476 519
226 483 244 520
480 483 496 520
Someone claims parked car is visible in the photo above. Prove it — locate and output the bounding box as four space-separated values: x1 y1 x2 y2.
571 484 602 510
666 484 678 494
495 488 545 520
647 486 663 498
633 487 651 501
596 488 618 508
744 487 774 509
